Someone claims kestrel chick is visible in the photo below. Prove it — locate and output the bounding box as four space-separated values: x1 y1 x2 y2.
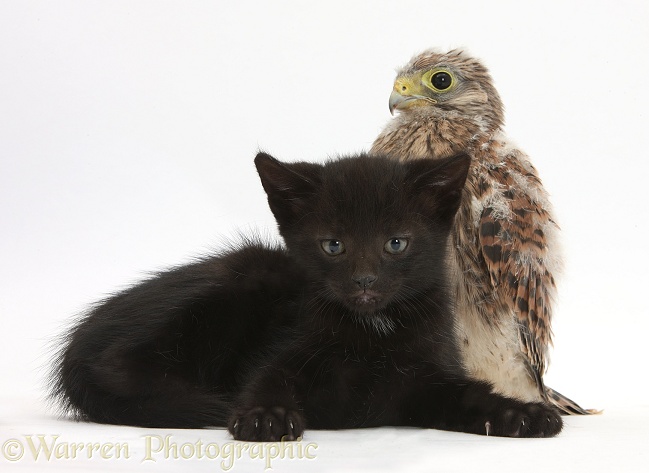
372 49 594 414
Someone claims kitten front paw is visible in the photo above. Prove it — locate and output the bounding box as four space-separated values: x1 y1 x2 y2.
483 402 562 438
228 406 304 442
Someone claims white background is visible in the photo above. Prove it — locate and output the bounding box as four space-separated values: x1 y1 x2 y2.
1 1 648 471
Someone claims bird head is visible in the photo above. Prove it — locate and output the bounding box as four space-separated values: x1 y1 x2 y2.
388 49 505 133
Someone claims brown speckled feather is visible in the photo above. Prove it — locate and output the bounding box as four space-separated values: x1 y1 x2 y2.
372 49 595 414
474 142 556 378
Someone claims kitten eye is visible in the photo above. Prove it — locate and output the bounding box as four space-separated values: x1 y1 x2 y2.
384 238 408 254
321 239 345 256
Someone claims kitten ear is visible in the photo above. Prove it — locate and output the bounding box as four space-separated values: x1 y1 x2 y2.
406 153 471 220
255 152 322 226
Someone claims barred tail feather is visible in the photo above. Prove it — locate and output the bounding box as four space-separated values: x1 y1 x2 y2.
546 387 601 415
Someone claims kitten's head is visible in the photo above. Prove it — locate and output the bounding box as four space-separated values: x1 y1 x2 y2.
255 152 469 323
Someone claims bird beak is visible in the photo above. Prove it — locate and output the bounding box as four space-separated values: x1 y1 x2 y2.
389 90 408 115
389 77 436 115
389 90 437 115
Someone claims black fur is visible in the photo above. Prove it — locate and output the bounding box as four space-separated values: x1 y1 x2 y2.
51 152 562 440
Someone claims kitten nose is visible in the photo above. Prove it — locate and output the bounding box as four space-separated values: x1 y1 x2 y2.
352 274 377 289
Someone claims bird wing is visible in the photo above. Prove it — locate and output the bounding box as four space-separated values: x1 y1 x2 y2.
476 152 558 383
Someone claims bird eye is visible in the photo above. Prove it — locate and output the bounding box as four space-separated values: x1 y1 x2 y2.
431 71 453 91
321 239 345 256
384 238 408 254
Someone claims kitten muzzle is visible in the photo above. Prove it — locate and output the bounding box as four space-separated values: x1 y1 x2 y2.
351 290 382 308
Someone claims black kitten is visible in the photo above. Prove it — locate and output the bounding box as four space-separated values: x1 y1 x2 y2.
51 152 562 440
